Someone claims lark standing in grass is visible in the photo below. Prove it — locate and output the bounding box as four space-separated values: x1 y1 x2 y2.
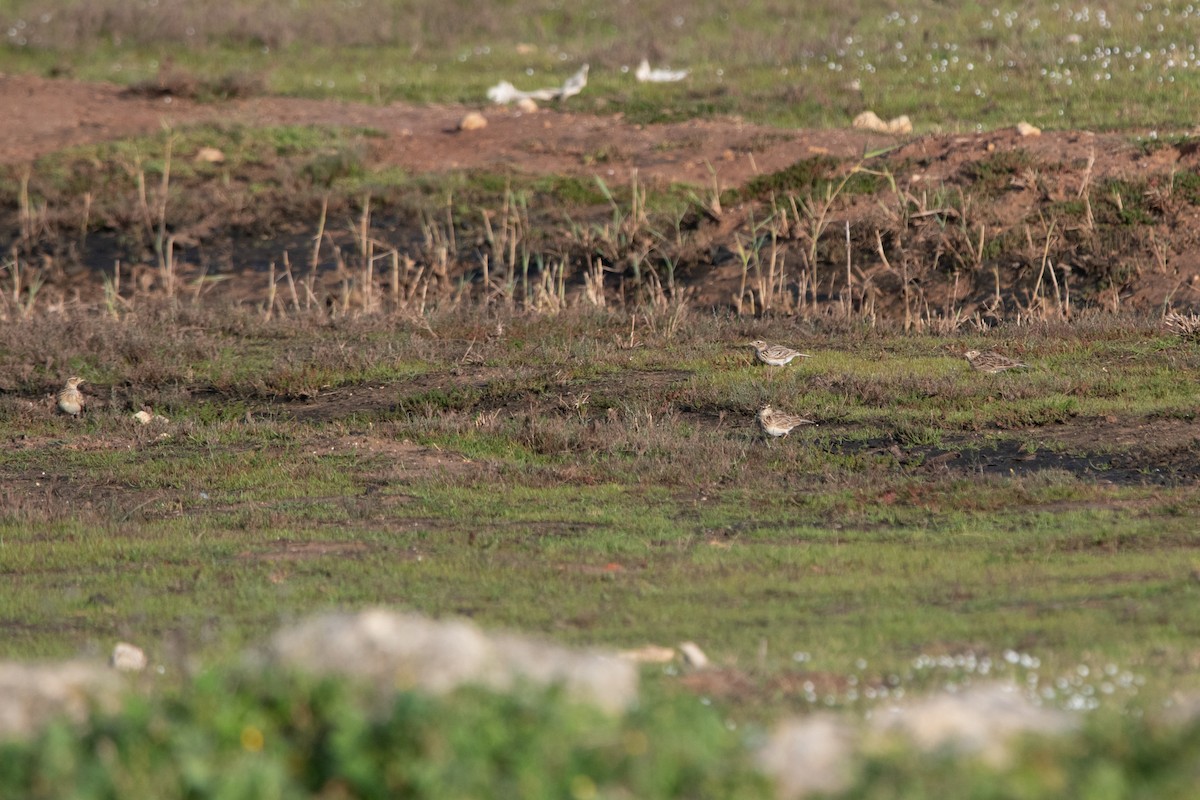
757 405 814 438
749 340 810 367
57 376 85 417
964 349 1029 373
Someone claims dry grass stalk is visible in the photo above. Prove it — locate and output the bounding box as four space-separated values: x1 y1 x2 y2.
17 167 33 244
1164 309 1200 339
583 257 607 308
875 229 912 331
264 261 278 320
2 252 44 320
155 135 175 283
281 251 301 312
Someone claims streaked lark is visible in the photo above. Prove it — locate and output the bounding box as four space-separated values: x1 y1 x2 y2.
750 340 810 367
964 349 1029 373
757 405 815 438
57 376 85 417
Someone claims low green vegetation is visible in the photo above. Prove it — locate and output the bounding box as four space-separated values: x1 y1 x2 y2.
0 673 769 799
5 666 1200 799
1 308 1198 698
3 1 1200 131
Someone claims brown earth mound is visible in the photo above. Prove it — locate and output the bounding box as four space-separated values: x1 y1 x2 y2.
3 73 1200 316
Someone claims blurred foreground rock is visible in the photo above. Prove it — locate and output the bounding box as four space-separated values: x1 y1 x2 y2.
0 661 122 739
259 608 638 714
757 713 855 798
871 682 1075 766
758 681 1078 798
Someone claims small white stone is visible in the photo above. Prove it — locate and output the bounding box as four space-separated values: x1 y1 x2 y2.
110 642 148 673
1016 121 1042 137
678 641 709 669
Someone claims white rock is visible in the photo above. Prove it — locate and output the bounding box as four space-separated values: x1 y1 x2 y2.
261 608 637 713
516 97 539 113
1016 121 1042 137
678 641 709 669
853 111 913 135
886 115 913 134
110 642 148 672
852 110 888 132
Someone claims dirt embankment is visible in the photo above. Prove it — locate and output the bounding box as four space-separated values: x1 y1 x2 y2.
4 73 1200 317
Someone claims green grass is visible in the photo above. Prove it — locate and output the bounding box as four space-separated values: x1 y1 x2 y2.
2 309 1199 700
3 307 1200 793
3 1 1200 131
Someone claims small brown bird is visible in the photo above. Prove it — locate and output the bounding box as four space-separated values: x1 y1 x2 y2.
56 376 85 417
964 349 1029 373
757 405 815 438
750 340 811 367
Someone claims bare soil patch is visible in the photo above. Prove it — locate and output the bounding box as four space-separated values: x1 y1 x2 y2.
0 73 884 184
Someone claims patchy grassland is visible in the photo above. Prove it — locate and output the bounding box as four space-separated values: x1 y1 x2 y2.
3 304 1200 795
2 307 1199 706
3 1 1200 794
3 1 1200 131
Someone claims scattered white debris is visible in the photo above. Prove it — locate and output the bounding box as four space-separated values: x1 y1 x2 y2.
458 111 488 132
558 64 589 99
852 110 913 135
678 641 709 669
618 645 676 664
635 59 689 83
487 64 589 105
1016 121 1042 137
110 642 147 673
133 409 170 425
